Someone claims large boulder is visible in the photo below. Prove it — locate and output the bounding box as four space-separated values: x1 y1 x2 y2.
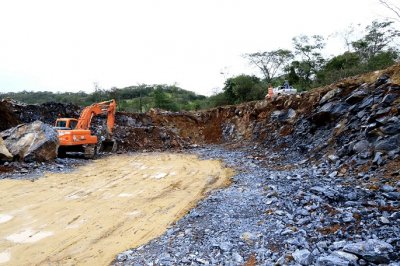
342 239 394 264
0 137 12 161
0 121 59 162
292 249 313 265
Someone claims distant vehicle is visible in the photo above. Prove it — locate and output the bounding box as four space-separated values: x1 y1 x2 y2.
273 85 297 95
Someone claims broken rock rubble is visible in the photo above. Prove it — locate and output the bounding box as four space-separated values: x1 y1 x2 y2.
113 147 400 265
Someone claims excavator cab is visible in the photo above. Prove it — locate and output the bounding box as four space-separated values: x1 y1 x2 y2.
55 118 78 130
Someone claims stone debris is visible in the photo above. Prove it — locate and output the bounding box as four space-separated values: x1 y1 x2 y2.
112 146 400 265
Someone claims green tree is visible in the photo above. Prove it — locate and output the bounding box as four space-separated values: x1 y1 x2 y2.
153 87 179 111
244 49 294 83
317 52 361 85
291 35 326 89
352 20 400 62
223 75 263 103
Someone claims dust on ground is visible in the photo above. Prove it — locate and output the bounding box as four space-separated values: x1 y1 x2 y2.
0 153 233 266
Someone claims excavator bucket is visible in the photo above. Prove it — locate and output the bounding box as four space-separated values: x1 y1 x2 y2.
100 139 117 153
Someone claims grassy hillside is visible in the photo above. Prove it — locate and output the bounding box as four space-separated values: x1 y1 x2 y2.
0 84 207 112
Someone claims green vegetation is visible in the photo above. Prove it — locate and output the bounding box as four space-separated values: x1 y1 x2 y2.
1 20 399 111
0 84 207 112
245 20 399 92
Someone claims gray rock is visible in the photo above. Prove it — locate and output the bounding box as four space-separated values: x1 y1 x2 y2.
381 121 400 135
345 90 367 104
375 134 400 152
332 241 347 250
375 74 390 86
373 152 384 165
328 154 339 162
375 106 393 116
316 254 350 266
353 140 370 153
381 93 398 106
217 242 231 252
320 88 342 105
329 171 338 178
332 251 359 264
317 241 330 251
383 192 400 200
1 121 59 162
380 216 390 224
342 212 355 223
346 192 358 201
381 184 396 192
342 239 393 264
232 252 244 263
310 186 339 200
359 96 375 109
293 249 313 265
270 109 297 123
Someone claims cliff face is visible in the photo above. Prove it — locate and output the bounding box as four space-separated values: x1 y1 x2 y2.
117 64 400 175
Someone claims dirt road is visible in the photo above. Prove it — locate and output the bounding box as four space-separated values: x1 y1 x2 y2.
0 153 233 265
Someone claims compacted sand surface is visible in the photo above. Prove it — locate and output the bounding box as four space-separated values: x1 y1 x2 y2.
0 153 233 265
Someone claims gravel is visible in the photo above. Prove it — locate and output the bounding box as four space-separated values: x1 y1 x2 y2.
113 146 400 265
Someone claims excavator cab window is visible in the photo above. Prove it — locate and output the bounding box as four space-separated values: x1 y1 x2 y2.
70 120 77 129
56 121 67 128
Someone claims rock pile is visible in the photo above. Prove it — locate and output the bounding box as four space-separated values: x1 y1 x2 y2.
0 99 80 127
114 147 400 265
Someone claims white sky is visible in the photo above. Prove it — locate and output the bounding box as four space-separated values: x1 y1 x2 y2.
0 0 398 96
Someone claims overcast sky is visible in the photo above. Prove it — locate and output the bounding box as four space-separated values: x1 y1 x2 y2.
0 0 397 96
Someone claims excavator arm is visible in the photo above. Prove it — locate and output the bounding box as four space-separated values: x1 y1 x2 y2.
76 99 116 139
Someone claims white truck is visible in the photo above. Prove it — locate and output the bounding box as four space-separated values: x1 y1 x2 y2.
273 85 297 95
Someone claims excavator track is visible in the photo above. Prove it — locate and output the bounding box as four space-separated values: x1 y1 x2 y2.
83 144 97 159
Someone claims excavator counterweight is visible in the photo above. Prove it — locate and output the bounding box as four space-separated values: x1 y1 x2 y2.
55 99 117 159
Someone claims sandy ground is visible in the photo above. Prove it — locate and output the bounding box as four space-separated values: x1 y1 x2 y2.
0 153 233 266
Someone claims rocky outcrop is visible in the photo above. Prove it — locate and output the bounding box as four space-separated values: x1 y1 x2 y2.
1 121 59 162
123 68 400 175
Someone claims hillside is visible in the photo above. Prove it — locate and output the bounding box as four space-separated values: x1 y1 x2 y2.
0 84 207 112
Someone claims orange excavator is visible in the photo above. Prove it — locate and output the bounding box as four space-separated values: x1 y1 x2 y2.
55 99 117 158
